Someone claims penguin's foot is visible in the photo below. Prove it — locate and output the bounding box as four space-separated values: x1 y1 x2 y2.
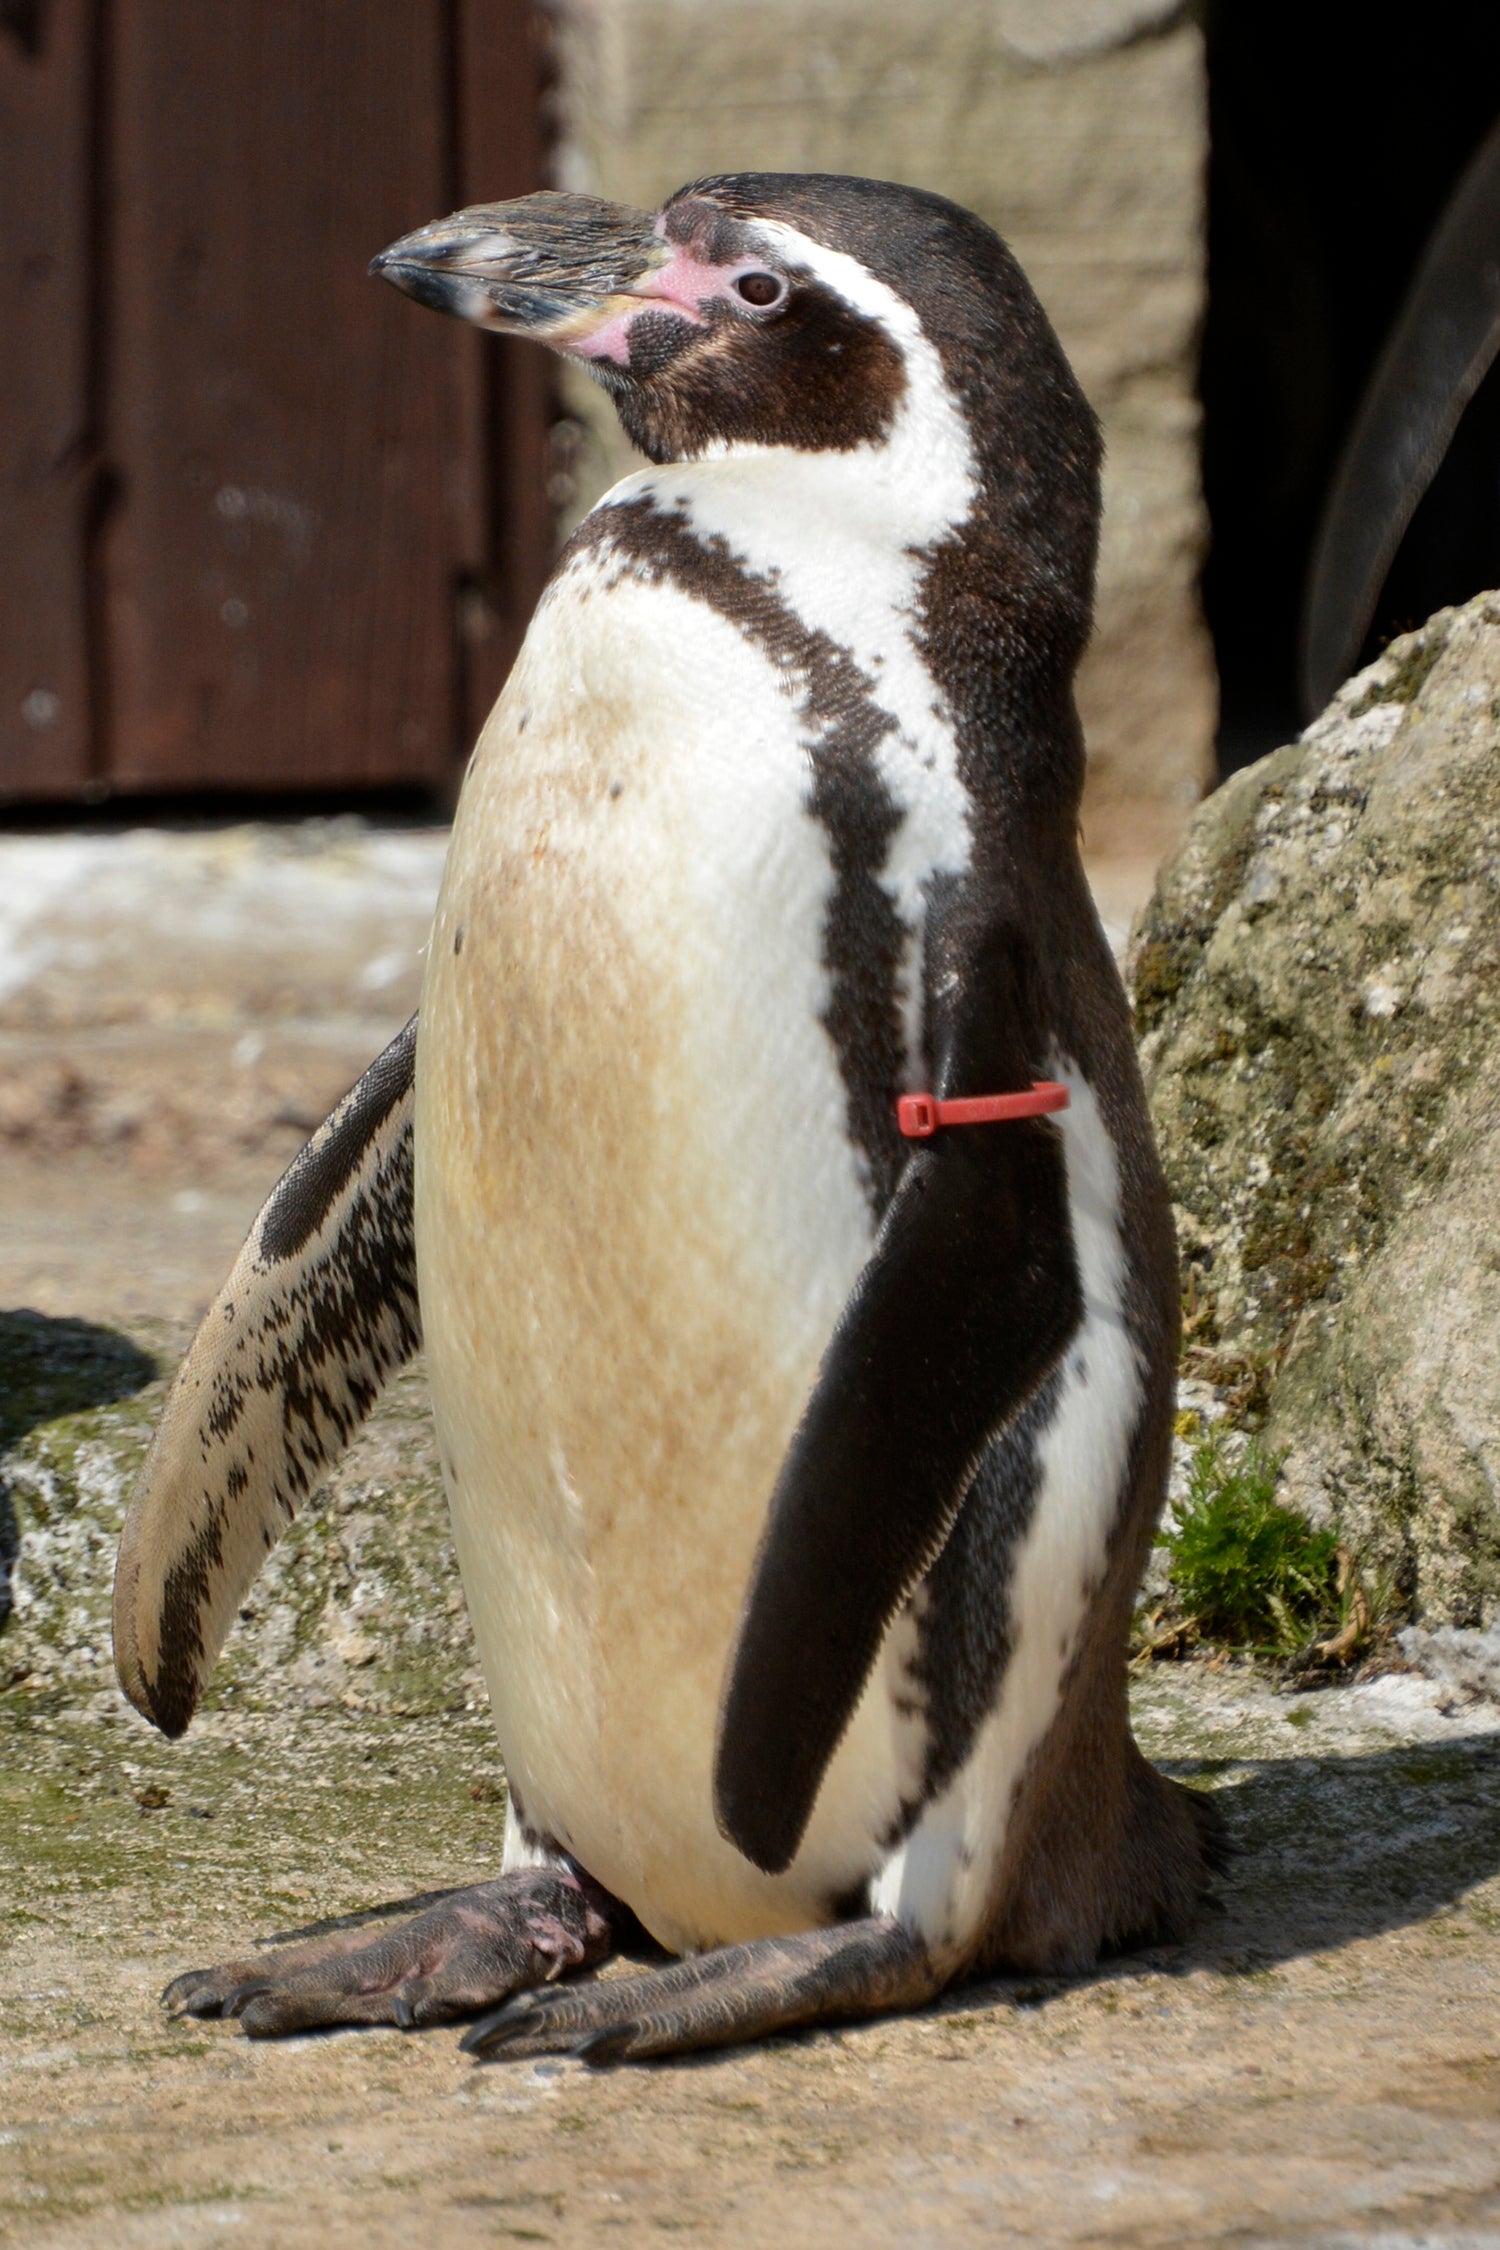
163 1867 621 2037
461 1914 941 2066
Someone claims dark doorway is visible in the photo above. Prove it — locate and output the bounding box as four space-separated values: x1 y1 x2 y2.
1202 1 1500 774
0 2 552 806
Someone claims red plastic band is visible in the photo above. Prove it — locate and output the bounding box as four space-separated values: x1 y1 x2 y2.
896 1081 1070 1139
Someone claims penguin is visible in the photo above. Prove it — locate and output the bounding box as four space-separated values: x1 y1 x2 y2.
112 174 1224 2063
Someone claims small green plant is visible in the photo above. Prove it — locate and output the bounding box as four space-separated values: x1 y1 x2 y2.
1163 1430 1340 1654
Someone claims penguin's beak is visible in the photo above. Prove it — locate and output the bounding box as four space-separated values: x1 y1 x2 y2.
371 191 670 361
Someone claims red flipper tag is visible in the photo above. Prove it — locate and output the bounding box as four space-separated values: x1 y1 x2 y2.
896 1093 940 1138
896 1081 1070 1138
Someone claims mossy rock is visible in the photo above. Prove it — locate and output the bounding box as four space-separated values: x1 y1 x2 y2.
0 1309 476 1721
1135 593 1500 1627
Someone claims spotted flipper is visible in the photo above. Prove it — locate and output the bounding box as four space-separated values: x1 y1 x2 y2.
113 1018 420 1737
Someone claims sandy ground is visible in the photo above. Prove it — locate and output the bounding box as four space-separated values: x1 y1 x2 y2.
3 823 1499 2247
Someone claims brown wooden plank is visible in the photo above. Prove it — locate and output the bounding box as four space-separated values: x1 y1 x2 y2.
103 0 475 793
0 0 95 801
455 0 554 739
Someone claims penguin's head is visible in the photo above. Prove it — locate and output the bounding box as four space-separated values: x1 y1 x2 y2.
372 172 1096 498
375 174 1099 679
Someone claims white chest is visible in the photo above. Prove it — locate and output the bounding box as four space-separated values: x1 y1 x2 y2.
414 550 941 1948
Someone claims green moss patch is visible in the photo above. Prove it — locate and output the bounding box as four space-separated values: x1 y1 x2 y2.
1163 1433 1338 1653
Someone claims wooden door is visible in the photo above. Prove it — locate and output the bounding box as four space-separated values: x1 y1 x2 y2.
0 0 550 804
0 0 95 798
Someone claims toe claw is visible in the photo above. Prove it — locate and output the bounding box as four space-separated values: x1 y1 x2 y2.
460 1998 544 2057
163 1970 239 2018
577 2022 637 2067
221 1979 271 2020
172 1990 220 2019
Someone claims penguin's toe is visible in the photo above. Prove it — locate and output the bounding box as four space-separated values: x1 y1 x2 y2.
461 1979 648 2064
163 1965 254 2018
462 1916 941 2064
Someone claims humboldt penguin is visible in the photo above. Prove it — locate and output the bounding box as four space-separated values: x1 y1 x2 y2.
112 173 1223 2063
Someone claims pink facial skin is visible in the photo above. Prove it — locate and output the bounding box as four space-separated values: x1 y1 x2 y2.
564 238 771 367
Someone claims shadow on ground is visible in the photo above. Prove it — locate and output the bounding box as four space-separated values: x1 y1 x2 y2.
933 1731 1500 2035
561 1722 1500 2075
0 1306 159 1629
1168 1733 1500 1962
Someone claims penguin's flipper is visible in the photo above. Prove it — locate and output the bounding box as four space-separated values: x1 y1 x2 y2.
715 1101 1082 1876
113 1017 420 1739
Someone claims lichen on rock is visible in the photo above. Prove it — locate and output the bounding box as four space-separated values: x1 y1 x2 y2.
1134 592 1500 1627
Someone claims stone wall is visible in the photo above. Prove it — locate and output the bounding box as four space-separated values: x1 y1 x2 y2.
550 0 1216 860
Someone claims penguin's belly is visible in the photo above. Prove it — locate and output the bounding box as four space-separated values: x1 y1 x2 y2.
415 571 923 1951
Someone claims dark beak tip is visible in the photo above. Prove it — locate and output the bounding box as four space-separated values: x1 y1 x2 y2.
370 242 415 281
370 235 439 281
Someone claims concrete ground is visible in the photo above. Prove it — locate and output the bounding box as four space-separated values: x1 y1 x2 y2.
4 1668 1497 2250
3 821 1499 2248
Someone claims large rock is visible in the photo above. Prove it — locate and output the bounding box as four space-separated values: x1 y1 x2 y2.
1134 593 1500 1627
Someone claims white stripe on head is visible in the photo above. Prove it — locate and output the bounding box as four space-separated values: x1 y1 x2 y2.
701 218 978 545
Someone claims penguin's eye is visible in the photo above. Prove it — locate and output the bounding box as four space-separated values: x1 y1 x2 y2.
734 271 786 310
